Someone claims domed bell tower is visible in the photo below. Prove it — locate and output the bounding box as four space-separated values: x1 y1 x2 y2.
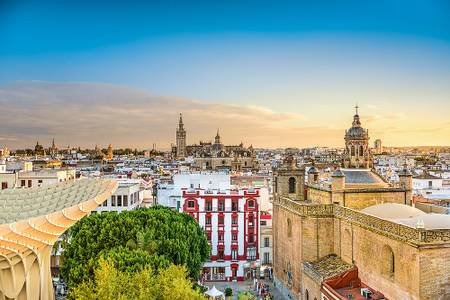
343 106 373 169
273 155 305 201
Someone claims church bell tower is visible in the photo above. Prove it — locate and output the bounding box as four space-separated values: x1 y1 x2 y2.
273 155 305 201
176 113 187 159
343 106 372 168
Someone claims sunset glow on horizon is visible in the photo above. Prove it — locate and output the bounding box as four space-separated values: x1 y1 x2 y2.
1 1 449 149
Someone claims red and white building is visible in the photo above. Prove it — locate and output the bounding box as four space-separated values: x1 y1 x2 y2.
181 187 260 281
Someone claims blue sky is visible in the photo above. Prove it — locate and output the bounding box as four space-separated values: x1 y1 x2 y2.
1 1 450 148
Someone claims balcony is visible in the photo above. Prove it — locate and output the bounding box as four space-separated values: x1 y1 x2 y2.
246 255 257 261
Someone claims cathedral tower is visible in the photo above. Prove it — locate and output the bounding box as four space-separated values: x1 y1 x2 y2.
343 106 373 168
176 113 187 159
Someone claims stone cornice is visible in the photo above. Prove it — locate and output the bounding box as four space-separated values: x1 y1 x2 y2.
274 196 450 246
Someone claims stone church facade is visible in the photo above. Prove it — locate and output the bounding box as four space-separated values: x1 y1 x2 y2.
273 109 450 300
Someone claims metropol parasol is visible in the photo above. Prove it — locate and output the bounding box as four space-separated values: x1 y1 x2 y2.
0 178 117 300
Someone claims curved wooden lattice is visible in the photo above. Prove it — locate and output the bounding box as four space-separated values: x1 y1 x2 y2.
0 178 117 300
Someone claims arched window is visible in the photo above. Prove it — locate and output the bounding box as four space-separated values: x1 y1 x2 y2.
305 289 309 300
382 245 395 278
360 145 364 156
288 177 296 194
351 145 355 156
287 218 292 238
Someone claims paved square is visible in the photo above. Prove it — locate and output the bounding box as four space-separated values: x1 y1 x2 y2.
204 279 284 299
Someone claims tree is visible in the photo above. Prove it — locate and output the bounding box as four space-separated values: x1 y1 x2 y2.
238 291 257 300
61 206 209 288
68 258 205 300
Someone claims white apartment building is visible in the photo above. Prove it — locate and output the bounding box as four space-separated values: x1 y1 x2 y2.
17 169 76 188
95 179 143 212
0 166 75 189
413 173 443 190
157 173 230 210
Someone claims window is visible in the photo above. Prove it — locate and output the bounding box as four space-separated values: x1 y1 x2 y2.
187 200 195 208
351 146 355 156
130 193 134 204
289 177 296 193
232 217 238 225
218 215 224 225
382 245 395 279
263 252 270 264
218 249 224 260
232 233 237 241
248 200 255 208
428 181 433 188
123 195 128 206
206 232 211 241
248 215 254 226
206 216 211 225
111 195 116 206
21 180 25 187
305 289 309 300
38 180 43 184
205 200 212 211
1 182 7 190
360 145 364 156
218 233 224 241
231 249 237 260
28 180 32 188
102 199 108 207
117 195 122 207
264 237 270 247
260 220 267 226
287 218 292 238
246 247 256 260
232 200 238 212
218 200 224 211
249 235 255 243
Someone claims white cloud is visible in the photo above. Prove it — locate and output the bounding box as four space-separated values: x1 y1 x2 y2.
0 81 339 149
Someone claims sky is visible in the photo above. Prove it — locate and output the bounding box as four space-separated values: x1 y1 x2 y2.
1 1 450 149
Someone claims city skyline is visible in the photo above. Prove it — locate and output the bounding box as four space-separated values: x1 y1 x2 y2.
1 1 450 148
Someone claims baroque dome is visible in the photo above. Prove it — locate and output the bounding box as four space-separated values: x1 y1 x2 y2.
346 125 366 137
345 112 368 139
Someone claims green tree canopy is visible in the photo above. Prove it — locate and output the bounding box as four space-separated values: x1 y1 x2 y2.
69 258 205 300
61 206 209 288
